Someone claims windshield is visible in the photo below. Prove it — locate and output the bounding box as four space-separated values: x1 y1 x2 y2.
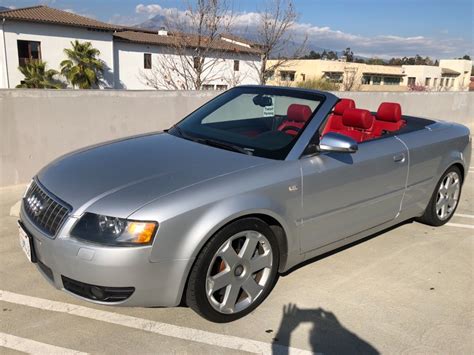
168 87 324 160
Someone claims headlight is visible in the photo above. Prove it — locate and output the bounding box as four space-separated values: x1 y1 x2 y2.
71 213 158 246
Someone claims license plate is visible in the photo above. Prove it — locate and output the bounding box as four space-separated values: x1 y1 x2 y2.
18 224 34 263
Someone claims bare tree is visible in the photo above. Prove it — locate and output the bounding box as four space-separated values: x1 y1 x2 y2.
139 0 234 90
252 0 306 85
341 67 360 91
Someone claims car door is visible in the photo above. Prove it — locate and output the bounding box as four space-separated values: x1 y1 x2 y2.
299 136 408 253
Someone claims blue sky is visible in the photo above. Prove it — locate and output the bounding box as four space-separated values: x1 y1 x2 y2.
1 0 472 58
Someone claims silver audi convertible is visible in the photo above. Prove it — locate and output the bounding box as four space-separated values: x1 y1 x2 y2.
19 86 471 322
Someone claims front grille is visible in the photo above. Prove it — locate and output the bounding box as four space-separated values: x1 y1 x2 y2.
62 276 135 302
23 180 71 237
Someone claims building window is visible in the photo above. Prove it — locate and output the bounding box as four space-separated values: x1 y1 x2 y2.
407 77 416 86
361 75 371 85
372 76 382 85
301 73 306 81
17 40 41 66
216 84 228 91
440 78 444 86
425 77 431 86
233 60 239 71
265 70 275 81
144 53 152 69
280 71 295 82
193 57 200 69
324 72 343 83
444 78 450 87
433 78 438 87
202 84 214 90
383 77 401 85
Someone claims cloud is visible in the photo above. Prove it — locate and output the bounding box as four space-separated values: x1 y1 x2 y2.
110 3 472 58
285 21 471 58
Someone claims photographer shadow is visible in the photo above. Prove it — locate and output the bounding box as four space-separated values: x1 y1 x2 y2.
272 304 379 355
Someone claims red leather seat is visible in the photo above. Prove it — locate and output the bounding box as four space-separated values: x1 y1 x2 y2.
321 98 356 136
332 108 375 143
278 104 313 136
372 102 405 136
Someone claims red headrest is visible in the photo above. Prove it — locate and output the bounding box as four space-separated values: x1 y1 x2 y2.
377 102 401 122
287 104 312 122
342 108 374 129
333 98 356 115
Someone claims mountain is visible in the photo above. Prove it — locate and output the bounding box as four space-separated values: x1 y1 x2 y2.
0 6 11 12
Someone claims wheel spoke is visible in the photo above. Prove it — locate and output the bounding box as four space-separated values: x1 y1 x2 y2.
208 270 232 294
436 195 445 209
250 251 272 273
222 283 240 312
242 277 263 301
240 233 259 260
444 176 451 189
440 203 447 218
218 241 240 267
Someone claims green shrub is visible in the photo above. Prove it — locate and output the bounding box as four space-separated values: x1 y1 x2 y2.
296 77 339 91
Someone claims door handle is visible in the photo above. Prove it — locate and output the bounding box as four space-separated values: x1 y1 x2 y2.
393 153 405 163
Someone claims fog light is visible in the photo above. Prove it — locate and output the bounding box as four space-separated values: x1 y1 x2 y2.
90 286 106 300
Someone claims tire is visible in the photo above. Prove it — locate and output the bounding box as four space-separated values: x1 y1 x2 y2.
417 166 463 226
185 217 280 323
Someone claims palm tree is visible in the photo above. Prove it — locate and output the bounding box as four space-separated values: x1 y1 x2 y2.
16 61 64 89
60 40 104 89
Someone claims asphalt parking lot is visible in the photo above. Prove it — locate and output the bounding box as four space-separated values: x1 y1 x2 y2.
1 163 473 354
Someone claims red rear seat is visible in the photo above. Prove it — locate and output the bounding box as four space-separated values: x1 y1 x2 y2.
278 104 313 136
329 108 375 143
372 102 405 136
321 98 355 136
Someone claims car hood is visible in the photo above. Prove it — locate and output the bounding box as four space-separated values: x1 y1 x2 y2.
37 133 269 217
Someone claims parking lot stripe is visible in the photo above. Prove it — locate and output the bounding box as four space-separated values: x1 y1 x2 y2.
0 290 312 355
446 223 474 230
455 213 474 219
0 332 88 354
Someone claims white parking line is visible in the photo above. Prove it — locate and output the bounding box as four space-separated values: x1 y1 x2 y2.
455 213 474 219
0 332 87 355
0 290 312 355
446 223 474 230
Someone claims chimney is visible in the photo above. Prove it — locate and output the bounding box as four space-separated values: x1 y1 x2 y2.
158 26 168 36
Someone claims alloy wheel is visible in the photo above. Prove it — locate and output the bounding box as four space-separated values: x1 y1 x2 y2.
436 171 460 220
205 230 273 314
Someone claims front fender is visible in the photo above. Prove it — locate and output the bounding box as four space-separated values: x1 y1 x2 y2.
130 191 299 306
147 191 297 263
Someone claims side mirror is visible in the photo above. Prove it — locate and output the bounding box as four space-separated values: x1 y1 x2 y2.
318 132 358 153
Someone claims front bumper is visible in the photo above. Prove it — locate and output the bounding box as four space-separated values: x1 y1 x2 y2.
20 205 191 307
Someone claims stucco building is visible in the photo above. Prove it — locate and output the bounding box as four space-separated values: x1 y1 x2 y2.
402 60 472 91
267 58 472 92
0 5 261 90
266 59 406 91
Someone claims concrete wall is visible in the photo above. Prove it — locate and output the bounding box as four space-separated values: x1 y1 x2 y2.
0 89 472 186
